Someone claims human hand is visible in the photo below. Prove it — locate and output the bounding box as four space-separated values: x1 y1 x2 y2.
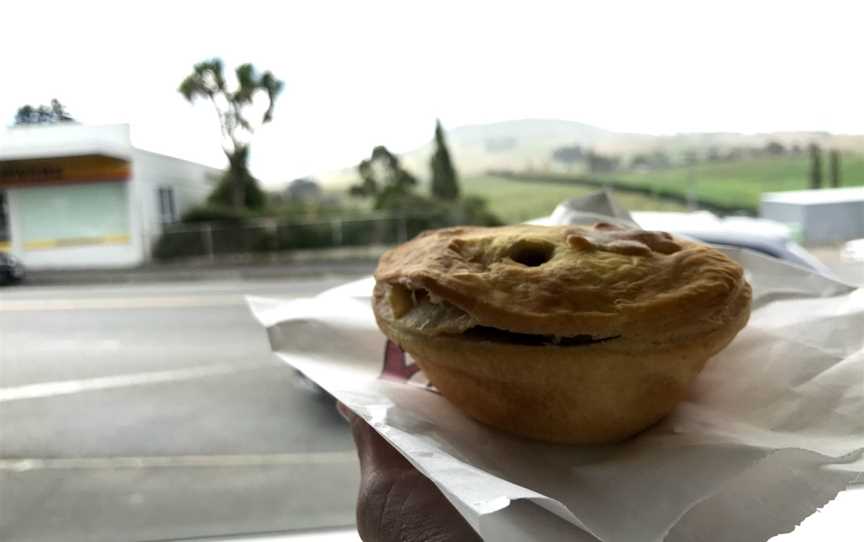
338 402 482 542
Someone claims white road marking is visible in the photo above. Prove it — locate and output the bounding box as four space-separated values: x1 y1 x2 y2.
0 451 357 472
11 338 123 352
0 362 258 402
0 295 245 312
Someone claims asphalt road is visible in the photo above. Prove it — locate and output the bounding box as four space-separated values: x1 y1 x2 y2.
0 277 366 542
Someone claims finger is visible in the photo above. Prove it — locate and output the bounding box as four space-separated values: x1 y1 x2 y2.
336 401 355 423
345 412 481 542
346 411 413 477
336 402 415 474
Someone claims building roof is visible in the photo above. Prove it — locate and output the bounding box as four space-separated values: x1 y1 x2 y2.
0 140 132 162
762 187 864 205
0 123 132 162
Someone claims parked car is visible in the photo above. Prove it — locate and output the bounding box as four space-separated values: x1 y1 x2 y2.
541 195 830 274
629 211 830 274
842 238 864 262
0 252 25 285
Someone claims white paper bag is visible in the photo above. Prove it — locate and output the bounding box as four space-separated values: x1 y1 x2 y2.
249 201 863 542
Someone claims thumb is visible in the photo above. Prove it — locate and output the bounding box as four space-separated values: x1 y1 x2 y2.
336 402 482 542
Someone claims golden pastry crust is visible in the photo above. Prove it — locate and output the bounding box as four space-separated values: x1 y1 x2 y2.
375 305 749 443
375 223 748 340
372 223 752 444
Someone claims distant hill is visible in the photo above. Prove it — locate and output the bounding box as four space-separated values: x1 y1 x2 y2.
317 118 864 189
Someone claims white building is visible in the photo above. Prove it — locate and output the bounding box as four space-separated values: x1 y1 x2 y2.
0 124 220 269
761 187 864 244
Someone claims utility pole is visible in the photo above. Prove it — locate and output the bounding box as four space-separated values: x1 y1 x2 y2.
829 150 841 188
809 144 823 189
686 152 698 211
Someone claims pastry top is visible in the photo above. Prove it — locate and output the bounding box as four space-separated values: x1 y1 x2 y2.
373 223 751 341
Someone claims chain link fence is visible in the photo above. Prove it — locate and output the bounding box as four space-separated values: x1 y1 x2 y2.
151 213 450 261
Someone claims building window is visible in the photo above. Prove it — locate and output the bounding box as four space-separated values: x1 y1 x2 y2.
18 183 130 250
158 187 177 224
0 191 9 245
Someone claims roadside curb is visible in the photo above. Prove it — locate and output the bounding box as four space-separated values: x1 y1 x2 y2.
21 246 389 286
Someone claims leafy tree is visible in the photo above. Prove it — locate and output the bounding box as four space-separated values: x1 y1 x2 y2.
551 145 584 169
350 159 379 198
349 146 418 210
585 150 620 173
630 154 651 169
429 120 459 200
206 146 266 209
285 177 322 201
705 147 722 162
179 59 283 210
808 143 823 189
14 99 75 125
651 150 671 168
630 151 671 169
764 140 786 156
349 141 501 227
683 149 700 165
455 195 502 226
725 147 747 161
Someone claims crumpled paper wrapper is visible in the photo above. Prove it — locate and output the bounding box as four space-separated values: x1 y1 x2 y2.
249 196 863 542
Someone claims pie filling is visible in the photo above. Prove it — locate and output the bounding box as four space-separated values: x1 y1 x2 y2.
388 284 620 347
460 326 620 346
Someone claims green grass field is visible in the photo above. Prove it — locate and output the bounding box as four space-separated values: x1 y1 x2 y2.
332 154 864 225
463 175 688 223
465 154 864 222
599 154 864 210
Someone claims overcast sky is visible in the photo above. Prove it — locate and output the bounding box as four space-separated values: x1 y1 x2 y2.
2 0 863 185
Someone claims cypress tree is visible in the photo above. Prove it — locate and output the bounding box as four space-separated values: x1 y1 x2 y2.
430 120 460 201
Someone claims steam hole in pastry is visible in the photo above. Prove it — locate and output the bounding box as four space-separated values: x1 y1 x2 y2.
509 239 555 267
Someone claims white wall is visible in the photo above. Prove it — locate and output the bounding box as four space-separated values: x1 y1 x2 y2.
802 201 864 243
12 239 143 269
759 201 804 236
130 149 221 255
761 201 864 243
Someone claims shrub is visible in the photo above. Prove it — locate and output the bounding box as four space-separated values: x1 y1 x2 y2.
275 222 335 250
181 204 253 223
152 195 501 260
340 219 395 246
453 196 502 226
152 229 210 260
211 225 274 254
